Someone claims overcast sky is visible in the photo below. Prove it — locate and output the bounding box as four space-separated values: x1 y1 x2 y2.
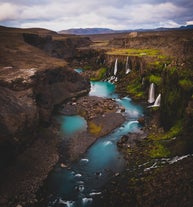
0 0 193 31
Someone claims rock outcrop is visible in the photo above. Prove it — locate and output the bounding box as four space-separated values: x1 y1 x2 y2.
23 33 91 59
34 67 90 124
0 26 91 167
0 66 90 165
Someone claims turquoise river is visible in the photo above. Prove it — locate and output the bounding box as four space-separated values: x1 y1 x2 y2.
46 80 144 207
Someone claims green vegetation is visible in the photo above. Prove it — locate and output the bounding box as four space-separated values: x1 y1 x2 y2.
162 120 183 139
127 80 144 99
90 67 107 81
149 142 170 158
149 74 162 85
167 66 177 74
83 65 92 70
107 48 161 57
179 79 193 91
148 120 183 141
148 61 163 69
88 121 102 135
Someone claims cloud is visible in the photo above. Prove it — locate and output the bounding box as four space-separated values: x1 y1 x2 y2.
0 0 51 6
127 2 185 27
186 20 193 25
0 0 193 31
0 3 19 21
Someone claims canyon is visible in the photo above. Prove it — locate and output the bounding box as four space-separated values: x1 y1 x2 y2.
0 25 193 207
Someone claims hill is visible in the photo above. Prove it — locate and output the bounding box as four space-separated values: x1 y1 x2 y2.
59 25 193 35
59 28 117 35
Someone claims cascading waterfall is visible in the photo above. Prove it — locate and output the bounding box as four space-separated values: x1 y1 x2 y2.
125 56 131 74
154 93 161 106
148 93 161 108
114 58 118 76
148 83 155 104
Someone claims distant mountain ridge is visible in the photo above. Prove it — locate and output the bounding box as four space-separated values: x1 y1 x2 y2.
59 28 115 35
59 25 193 35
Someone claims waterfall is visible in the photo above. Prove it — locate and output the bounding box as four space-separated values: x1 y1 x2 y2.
148 83 155 103
148 93 161 108
125 56 131 74
126 56 128 69
114 58 118 76
126 68 131 74
142 77 145 85
154 93 161 106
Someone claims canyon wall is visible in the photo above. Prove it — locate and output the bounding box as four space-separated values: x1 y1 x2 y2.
0 66 90 166
0 26 91 167
23 33 91 59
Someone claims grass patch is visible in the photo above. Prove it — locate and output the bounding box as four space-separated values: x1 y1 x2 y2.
90 67 107 81
149 142 170 158
107 48 161 57
148 120 183 141
149 74 162 85
88 121 102 135
162 120 183 139
179 79 193 91
127 80 145 99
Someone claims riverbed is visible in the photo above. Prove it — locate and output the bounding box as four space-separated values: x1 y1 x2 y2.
45 80 144 207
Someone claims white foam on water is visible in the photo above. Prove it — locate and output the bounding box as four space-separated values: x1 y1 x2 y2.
78 185 85 192
89 192 102 196
81 158 89 162
75 173 82 177
58 199 75 207
103 141 113 146
82 197 93 206
77 180 84 184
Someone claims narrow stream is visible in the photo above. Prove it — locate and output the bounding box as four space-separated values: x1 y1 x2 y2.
47 80 143 207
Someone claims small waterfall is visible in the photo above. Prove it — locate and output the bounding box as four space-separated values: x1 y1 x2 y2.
114 58 118 76
126 68 131 74
148 83 155 103
126 56 128 69
148 93 161 108
154 93 161 106
142 77 145 85
125 56 131 74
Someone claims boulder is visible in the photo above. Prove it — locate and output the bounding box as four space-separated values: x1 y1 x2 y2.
137 116 145 125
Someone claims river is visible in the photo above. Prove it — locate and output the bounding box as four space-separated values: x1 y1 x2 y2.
46 80 144 207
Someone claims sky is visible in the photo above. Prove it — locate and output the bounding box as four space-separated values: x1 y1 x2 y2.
0 0 193 31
